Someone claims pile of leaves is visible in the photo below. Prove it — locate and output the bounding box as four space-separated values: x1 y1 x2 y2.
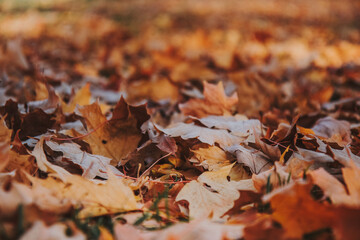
1 0 360 239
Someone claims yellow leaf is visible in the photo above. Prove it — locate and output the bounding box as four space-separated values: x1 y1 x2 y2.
62 83 91 113
27 170 138 217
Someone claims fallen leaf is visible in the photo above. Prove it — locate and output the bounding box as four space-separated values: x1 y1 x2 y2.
62 83 91 114
176 164 255 219
309 161 360 207
228 144 272 174
312 116 351 146
27 171 138 217
45 140 123 179
27 84 60 112
31 137 70 181
157 122 243 148
179 81 238 118
263 181 334 239
328 146 360 168
196 115 261 138
76 97 149 166
191 146 231 171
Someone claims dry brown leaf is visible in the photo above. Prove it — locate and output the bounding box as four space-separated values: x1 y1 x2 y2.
3 151 36 179
253 130 281 161
263 181 334 239
309 161 360 207
27 171 138 218
328 146 360 168
27 84 60 112
312 116 351 146
31 136 70 181
157 122 243 148
179 81 238 118
62 83 92 114
176 164 255 220
76 98 147 166
197 114 261 138
45 140 123 179
228 145 272 174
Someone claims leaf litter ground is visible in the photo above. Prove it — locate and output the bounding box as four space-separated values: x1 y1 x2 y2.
1 0 360 239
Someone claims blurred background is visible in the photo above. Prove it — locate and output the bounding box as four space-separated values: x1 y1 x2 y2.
1 0 360 119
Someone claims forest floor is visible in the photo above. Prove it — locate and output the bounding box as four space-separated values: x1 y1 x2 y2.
1 0 360 239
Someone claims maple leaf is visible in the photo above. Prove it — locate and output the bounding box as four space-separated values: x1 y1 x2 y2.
309 161 360 207
179 81 238 118
27 171 138 217
228 144 272 174
61 83 91 113
27 84 60 112
157 122 242 148
31 136 71 181
45 140 123 179
311 116 351 146
196 114 261 138
176 164 255 220
75 97 149 166
263 181 334 239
